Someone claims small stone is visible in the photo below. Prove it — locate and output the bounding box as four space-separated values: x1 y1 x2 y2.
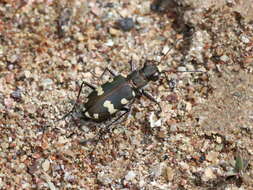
232 64 240 72
8 54 19 63
216 136 222 144
0 45 4 55
170 124 178 132
91 4 102 16
58 136 69 144
24 70 31 78
74 32 85 41
206 151 219 163
185 102 192 111
136 16 152 25
150 162 166 178
4 98 14 109
105 39 114 46
162 45 171 55
97 171 112 185
150 0 173 12
1 142 9 149
5 73 15 84
64 172 75 182
25 103 36 114
157 130 166 138
139 1 150 14
220 55 229 62
41 78 53 90
109 28 121 36
149 112 162 128
164 167 174 181
125 171 136 181
241 35 250 43
105 2 114 8
177 66 187 72
202 167 216 181
42 159 50 171
11 89 22 101
116 18 134 31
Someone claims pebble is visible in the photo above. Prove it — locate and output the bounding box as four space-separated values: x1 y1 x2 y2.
206 151 219 164
8 54 19 63
202 167 216 181
58 136 69 144
215 136 222 144
0 45 3 55
220 54 229 62
4 98 14 109
149 112 162 128
177 66 187 72
11 89 22 101
41 78 54 90
164 167 174 181
42 159 50 172
5 73 15 84
162 45 171 55
97 172 112 185
125 171 136 181
105 39 114 46
241 35 250 43
25 103 36 114
109 28 121 36
16 163 27 173
1 142 9 149
116 18 134 31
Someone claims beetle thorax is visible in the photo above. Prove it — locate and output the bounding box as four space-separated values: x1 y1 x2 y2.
127 70 148 89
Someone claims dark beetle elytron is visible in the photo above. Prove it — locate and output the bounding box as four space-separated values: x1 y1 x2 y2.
63 60 164 124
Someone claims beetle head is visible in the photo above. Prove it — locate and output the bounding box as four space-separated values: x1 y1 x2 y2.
141 61 160 81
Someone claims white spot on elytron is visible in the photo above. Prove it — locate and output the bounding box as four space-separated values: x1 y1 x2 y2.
93 113 99 119
122 74 127 78
121 98 128 105
96 86 104 96
103 100 117 114
132 91 136 97
108 78 113 83
85 112 91 118
157 65 162 73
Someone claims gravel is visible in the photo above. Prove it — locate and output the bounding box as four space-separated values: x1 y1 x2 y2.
0 0 252 189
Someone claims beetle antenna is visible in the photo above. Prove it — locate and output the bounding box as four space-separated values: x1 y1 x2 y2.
158 38 205 74
158 38 183 65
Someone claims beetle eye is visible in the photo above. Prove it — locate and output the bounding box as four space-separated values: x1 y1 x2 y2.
151 72 159 81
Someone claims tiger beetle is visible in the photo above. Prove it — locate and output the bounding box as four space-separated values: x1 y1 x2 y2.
61 59 166 126
61 44 176 125
60 39 202 154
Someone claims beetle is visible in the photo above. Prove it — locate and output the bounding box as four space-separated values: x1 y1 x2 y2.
60 39 201 128
60 40 204 156
62 59 164 125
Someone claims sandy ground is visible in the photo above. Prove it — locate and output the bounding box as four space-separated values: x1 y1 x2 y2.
0 0 253 189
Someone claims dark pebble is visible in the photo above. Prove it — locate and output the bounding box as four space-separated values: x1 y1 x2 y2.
11 89 22 101
116 18 134 31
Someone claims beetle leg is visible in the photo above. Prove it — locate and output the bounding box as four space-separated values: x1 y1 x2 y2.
140 90 162 113
82 81 96 90
129 56 136 72
88 109 130 159
112 100 135 125
99 67 118 80
58 81 96 121
87 100 135 159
